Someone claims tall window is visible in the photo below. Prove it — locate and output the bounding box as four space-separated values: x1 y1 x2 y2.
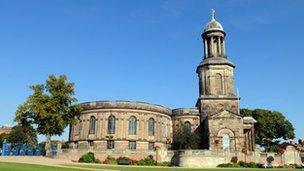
129 141 136 150
215 73 223 95
223 134 230 150
107 140 114 149
108 115 116 134
148 118 155 136
184 121 191 133
89 116 96 134
128 116 137 135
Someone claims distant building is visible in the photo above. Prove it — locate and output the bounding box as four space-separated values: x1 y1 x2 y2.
0 126 12 135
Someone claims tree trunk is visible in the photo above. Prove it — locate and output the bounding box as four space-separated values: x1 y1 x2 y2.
45 134 52 157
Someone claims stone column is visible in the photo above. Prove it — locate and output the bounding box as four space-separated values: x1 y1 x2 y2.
96 113 101 139
217 37 221 55
120 115 124 139
204 38 208 58
124 115 128 139
140 115 144 140
101 115 106 139
210 37 214 57
223 70 227 95
222 38 226 57
251 126 255 151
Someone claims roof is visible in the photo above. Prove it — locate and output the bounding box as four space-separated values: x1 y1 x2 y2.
204 9 224 32
243 116 257 124
172 108 200 116
81 100 172 116
197 57 235 69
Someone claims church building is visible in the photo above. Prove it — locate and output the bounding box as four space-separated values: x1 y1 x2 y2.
68 10 256 155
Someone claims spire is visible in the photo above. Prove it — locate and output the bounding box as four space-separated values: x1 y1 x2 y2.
211 9 215 21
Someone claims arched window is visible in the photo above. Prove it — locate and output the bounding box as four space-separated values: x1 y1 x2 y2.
223 134 230 150
184 121 191 133
215 73 223 95
148 118 155 136
89 116 96 134
129 116 137 135
108 115 116 134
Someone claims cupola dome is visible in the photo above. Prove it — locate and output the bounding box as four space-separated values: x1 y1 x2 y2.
204 9 224 32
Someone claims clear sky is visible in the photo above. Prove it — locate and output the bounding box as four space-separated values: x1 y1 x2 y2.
0 0 303 142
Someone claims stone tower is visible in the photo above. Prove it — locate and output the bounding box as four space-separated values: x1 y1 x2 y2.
196 10 244 152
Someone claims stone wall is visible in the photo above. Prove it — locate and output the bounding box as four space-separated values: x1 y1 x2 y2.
207 110 244 152
176 149 303 168
70 100 172 151
171 108 200 133
58 147 303 168
178 150 225 168
58 148 156 162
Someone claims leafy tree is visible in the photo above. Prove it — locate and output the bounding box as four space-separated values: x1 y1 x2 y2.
0 133 9 147
240 108 295 148
7 125 37 146
15 75 82 156
172 122 201 149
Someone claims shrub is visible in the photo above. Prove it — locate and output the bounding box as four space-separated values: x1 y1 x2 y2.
230 156 238 163
157 161 171 166
130 159 138 165
79 152 95 163
78 152 100 163
217 163 240 168
287 164 304 169
238 161 260 168
95 159 101 164
137 155 157 166
103 155 117 164
218 161 262 168
238 161 246 167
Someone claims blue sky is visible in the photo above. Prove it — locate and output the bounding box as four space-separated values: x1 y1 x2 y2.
0 0 303 142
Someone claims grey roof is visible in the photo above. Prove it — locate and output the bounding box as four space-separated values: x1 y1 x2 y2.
243 116 257 124
197 57 235 68
172 108 200 116
204 19 224 32
81 100 172 116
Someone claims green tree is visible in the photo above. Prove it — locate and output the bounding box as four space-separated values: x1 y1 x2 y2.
172 123 201 149
240 108 295 147
7 125 37 146
0 133 9 147
15 75 82 156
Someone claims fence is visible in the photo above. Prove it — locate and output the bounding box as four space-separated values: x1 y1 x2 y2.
1 141 57 157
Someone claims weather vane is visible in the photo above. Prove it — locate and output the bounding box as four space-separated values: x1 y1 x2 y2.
211 9 215 20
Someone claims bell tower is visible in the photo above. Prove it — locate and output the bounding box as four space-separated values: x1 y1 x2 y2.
196 10 244 152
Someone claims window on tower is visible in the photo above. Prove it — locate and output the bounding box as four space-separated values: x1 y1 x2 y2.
215 73 223 95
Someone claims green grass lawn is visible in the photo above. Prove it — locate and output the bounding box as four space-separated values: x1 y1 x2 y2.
0 162 90 171
64 164 302 171
0 162 301 171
